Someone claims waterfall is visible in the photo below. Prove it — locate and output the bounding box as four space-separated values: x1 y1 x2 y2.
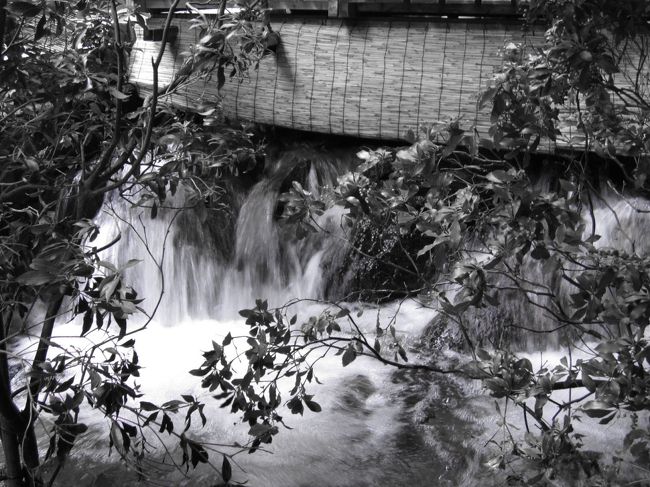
56 143 471 486
93 144 354 322
14 142 650 486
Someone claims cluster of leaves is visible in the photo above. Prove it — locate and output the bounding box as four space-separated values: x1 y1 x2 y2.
190 298 423 457
272 114 650 483
0 0 271 485
190 300 322 454
164 0 279 100
483 0 650 168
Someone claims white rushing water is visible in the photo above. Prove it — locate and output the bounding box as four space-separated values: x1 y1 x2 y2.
15 148 650 486
25 148 492 486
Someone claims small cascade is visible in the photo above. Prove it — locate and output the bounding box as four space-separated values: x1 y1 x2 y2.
444 183 650 352
94 189 229 324
590 191 650 255
217 156 352 315
94 145 352 322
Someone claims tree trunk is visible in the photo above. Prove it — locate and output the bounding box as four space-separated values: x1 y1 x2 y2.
0 6 26 480
19 296 64 486
0 0 6 50
0 418 23 487
0 313 25 487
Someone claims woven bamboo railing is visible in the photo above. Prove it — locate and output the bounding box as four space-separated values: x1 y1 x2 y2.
129 17 544 142
129 16 647 148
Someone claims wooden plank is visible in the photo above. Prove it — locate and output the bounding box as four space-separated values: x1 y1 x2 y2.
265 0 519 12
137 0 187 9
338 0 350 17
268 0 328 9
348 0 409 3
137 0 519 16
265 0 519 16
328 0 338 16
352 2 518 15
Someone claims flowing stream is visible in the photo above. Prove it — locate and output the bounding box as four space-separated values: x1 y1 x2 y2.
15 144 650 486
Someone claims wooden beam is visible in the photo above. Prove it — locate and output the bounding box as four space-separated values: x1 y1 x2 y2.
351 1 518 16
338 0 350 17
328 0 338 16
268 0 328 9
265 0 520 16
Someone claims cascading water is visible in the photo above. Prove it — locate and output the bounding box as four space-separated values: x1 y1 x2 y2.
95 146 351 322
37 144 495 487
16 144 650 486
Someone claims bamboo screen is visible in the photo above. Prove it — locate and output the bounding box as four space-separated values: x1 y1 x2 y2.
128 18 538 142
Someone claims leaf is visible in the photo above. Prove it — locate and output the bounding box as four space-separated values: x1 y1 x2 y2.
121 259 141 271
530 245 550 260
189 441 208 468
239 370 253 389
159 413 174 434
55 375 75 393
478 86 497 109
35 14 46 41
595 340 625 355
417 242 436 257
335 308 349 318
189 368 209 377
6 1 42 17
476 348 491 361
24 157 39 171
108 87 131 100
599 412 617 425
397 346 408 362
342 346 356 367
140 401 158 411
440 130 464 159
162 399 184 410
248 423 272 437
581 400 614 418
558 178 577 193
222 455 232 483
98 260 118 272
81 309 93 336
486 170 515 184
16 269 55 286
305 399 322 412
624 429 647 448
115 316 127 339
217 65 226 91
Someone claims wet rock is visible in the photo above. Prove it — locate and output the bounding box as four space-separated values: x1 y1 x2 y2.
337 217 433 303
420 314 465 352
338 374 376 414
